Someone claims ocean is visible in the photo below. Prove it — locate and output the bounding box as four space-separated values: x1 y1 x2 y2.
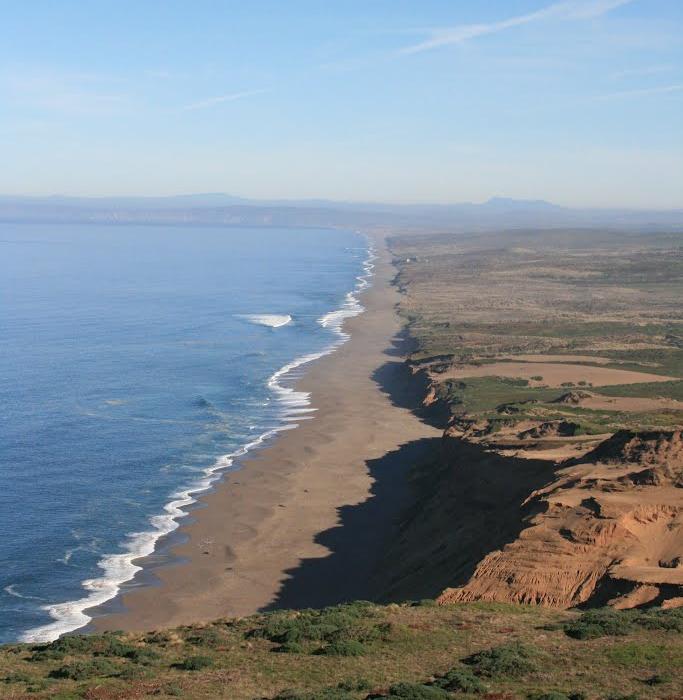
0 223 371 644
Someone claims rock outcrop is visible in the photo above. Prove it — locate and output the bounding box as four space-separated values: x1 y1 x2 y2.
437 430 683 609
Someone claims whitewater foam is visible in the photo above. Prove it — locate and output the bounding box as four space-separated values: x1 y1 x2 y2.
20 240 376 643
239 314 292 328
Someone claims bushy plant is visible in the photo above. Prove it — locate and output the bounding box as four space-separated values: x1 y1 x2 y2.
564 609 633 640
632 607 683 632
565 606 683 640
317 639 366 656
337 677 372 691
49 658 117 680
434 666 487 693
42 635 96 654
250 602 388 654
643 672 671 685
173 655 213 671
2 671 34 684
185 626 224 648
383 682 450 699
273 690 354 700
464 642 538 678
529 693 587 700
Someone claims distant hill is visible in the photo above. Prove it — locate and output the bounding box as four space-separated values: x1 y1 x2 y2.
0 193 681 231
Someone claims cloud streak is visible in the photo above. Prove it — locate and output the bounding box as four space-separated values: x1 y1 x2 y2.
183 89 266 111
400 0 634 54
595 83 683 100
610 65 673 79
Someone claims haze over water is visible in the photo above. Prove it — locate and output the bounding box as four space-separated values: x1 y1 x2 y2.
0 223 367 643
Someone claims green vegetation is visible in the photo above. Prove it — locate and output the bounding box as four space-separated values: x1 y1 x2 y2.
564 607 683 639
432 666 487 693
390 231 683 439
1 602 681 698
600 380 683 400
463 641 538 678
247 601 390 655
434 376 560 416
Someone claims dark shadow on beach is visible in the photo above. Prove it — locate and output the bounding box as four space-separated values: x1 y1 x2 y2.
262 429 558 610
261 436 441 611
371 357 451 429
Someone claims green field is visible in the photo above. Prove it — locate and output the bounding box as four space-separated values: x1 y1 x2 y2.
1 603 681 699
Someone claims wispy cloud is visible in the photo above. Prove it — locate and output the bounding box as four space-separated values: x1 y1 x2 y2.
610 64 674 79
1 67 127 114
183 89 266 111
595 83 683 100
400 0 634 54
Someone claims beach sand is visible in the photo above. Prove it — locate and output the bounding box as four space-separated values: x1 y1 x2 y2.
92 234 441 632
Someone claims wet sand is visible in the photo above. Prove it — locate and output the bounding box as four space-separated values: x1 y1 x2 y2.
92 234 441 632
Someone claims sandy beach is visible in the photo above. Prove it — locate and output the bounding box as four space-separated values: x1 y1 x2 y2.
92 234 441 632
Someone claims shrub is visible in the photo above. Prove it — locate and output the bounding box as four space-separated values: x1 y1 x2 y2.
163 684 184 697
273 690 354 700
632 607 683 632
337 677 372 691
123 646 160 664
173 655 213 671
29 649 65 662
276 640 305 654
49 659 118 680
144 631 173 645
251 603 387 654
464 642 538 678
643 672 671 685
564 605 682 639
564 609 634 640
43 635 95 654
95 637 137 657
318 639 366 656
26 679 52 693
434 666 487 693
185 626 224 648
2 671 34 684
528 694 586 700
384 682 450 699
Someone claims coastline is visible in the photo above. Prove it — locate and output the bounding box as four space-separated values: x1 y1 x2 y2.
90 233 441 632
19 230 372 644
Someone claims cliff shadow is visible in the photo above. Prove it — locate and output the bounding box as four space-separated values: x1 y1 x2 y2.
371 359 451 429
261 433 558 610
374 437 559 602
261 436 442 611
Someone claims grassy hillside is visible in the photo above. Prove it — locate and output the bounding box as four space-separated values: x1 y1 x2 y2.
1 603 682 699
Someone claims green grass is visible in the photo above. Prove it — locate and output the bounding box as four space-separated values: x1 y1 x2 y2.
600 380 683 401
1 602 681 699
434 376 562 416
564 607 683 640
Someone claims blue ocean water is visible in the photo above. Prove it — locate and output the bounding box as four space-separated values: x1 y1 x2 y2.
0 223 371 644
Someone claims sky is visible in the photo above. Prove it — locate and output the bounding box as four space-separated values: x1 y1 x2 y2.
1 0 682 208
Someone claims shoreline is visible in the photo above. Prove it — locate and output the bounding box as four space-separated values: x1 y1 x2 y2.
20 231 374 644
89 233 441 632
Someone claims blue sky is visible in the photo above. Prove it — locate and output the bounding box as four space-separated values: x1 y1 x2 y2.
1 0 681 208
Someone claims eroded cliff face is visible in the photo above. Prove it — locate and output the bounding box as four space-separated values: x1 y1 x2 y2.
385 231 683 611
436 428 683 610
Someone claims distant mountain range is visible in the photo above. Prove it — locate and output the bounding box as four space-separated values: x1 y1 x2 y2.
1 194 681 231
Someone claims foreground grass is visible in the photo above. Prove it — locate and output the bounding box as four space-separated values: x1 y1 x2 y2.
1 602 681 699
